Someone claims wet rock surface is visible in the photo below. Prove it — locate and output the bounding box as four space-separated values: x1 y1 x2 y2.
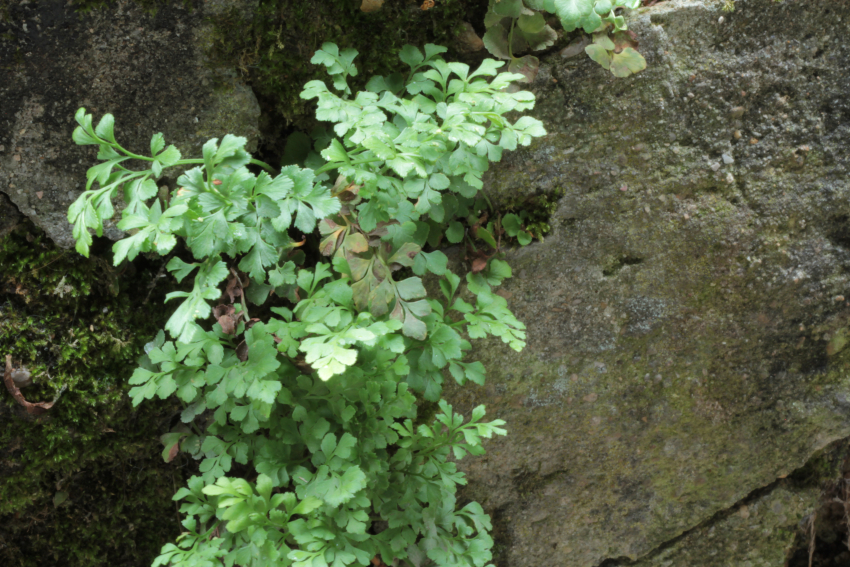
0 0 260 248
446 0 850 565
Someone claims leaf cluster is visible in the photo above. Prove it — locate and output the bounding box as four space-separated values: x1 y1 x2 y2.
481 0 646 82
66 43 545 567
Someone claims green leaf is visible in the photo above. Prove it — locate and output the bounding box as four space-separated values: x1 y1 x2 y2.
474 226 498 249
488 258 512 280
552 0 595 31
423 43 448 60
150 132 165 155
579 9 602 33
461 361 486 385
256 170 295 200
586 44 611 69
502 213 522 236
158 145 182 167
166 257 198 283
256 474 275 501
362 136 396 160
269 261 297 287
610 47 647 77
595 0 613 13
592 32 615 50
492 0 524 17
482 25 512 61
72 127 99 146
292 496 323 516
396 277 426 301
112 228 153 266
239 233 279 281
215 134 248 163
469 58 504 79
326 466 367 507
412 250 448 276
94 113 116 143
518 12 546 33
399 45 424 69
322 138 350 164
429 172 450 190
514 116 547 139
402 311 427 341
388 242 421 267
446 221 465 243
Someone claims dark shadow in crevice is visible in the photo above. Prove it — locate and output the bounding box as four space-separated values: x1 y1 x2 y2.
825 214 850 251
786 443 850 567
603 256 644 277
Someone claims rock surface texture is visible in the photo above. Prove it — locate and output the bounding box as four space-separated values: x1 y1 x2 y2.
0 0 260 248
447 0 850 565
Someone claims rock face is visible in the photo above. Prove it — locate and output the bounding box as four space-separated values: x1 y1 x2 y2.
446 0 850 565
0 0 260 248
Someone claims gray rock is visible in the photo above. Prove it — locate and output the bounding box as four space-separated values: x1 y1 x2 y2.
632 483 818 567
0 0 261 248
446 0 850 565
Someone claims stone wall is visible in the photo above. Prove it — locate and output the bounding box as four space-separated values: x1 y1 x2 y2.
446 0 850 565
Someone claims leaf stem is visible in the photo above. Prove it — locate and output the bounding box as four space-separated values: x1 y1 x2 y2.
314 156 382 175
508 17 516 60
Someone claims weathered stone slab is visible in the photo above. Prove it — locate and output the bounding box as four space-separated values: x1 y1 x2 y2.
633 483 816 567
0 0 260 248
447 0 850 565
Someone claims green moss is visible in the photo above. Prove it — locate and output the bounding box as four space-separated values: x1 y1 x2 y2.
0 224 188 567
499 186 565 241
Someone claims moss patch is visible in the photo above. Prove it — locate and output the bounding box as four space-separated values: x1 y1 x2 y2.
0 223 188 567
498 186 565 241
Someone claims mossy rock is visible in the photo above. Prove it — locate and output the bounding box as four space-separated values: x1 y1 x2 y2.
0 224 188 567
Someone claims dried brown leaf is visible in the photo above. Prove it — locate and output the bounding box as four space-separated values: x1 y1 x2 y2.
213 304 238 335
4 355 58 415
471 257 488 273
166 442 180 463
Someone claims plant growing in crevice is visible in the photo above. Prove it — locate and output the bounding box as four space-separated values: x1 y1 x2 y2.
67 42 545 567
482 0 646 82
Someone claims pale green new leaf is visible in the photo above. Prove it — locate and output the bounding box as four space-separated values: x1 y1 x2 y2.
610 47 647 77
584 43 611 69
552 0 595 31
